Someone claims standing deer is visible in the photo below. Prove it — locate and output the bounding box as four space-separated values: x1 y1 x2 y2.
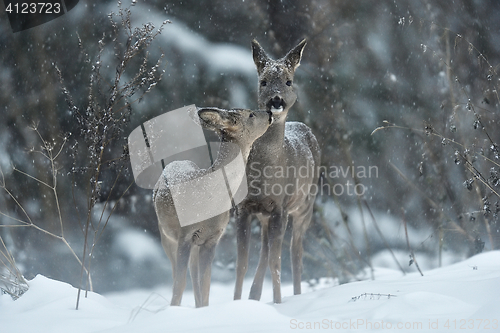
153 107 272 307
234 39 321 304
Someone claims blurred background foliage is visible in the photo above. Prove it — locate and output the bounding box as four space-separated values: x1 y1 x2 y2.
1 0 500 293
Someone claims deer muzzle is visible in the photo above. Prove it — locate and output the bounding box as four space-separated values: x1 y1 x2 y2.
267 96 286 112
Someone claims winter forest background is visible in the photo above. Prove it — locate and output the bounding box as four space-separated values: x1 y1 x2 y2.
1 0 500 296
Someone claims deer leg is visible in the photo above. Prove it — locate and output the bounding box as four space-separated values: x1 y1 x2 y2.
198 242 217 307
234 211 252 300
268 211 287 304
291 204 314 295
170 241 191 306
290 223 304 296
189 245 202 308
160 234 177 282
249 216 269 300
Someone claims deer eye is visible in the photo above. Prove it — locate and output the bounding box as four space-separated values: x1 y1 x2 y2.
260 80 267 87
286 80 292 86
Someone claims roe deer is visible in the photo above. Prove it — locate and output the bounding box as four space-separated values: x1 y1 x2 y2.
153 107 272 307
234 39 321 303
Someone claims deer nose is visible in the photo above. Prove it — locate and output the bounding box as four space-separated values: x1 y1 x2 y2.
269 96 285 110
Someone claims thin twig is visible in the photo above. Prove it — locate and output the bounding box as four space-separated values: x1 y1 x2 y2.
402 209 423 276
363 200 406 275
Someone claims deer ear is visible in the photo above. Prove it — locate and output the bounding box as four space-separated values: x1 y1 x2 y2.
284 39 306 71
198 107 227 131
252 39 271 76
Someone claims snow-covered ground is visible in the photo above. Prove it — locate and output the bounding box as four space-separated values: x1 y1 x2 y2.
1 251 499 333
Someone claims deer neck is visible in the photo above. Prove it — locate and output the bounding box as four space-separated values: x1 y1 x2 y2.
249 118 286 165
210 139 250 173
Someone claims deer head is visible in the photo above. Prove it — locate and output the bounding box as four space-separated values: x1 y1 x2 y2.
252 39 306 124
198 107 273 160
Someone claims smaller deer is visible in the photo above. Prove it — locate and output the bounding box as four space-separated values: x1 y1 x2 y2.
153 107 272 307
